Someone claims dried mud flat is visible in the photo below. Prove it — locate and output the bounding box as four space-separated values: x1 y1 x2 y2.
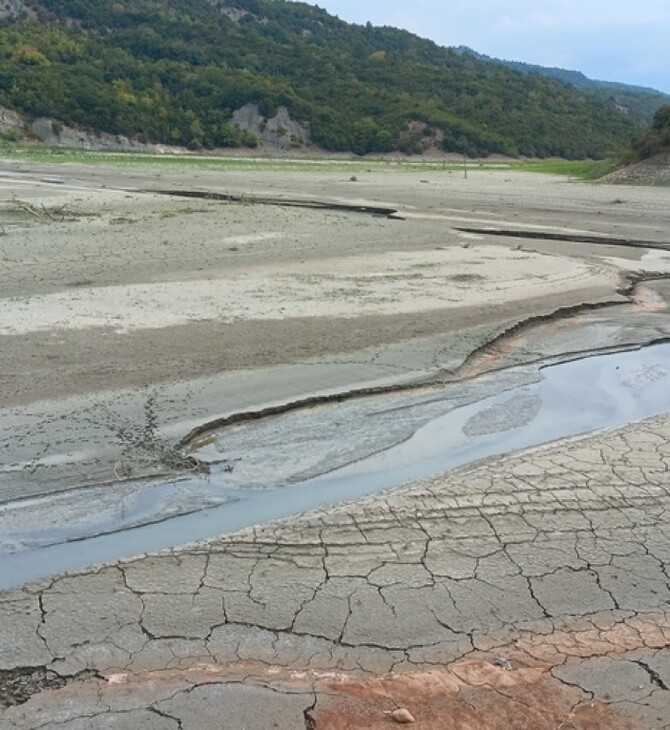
1 160 670 728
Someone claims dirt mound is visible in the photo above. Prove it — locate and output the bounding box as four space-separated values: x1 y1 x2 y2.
600 151 670 185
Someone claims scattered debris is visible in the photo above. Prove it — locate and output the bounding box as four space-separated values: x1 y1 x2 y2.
182 455 211 474
114 461 133 480
65 279 94 288
220 458 239 474
15 201 77 222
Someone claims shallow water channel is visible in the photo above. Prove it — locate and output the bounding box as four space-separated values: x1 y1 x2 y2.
2 342 670 589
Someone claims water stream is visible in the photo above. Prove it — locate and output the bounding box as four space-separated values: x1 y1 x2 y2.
2 342 670 590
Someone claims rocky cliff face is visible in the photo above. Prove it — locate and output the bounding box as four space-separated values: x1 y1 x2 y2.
0 105 172 150
231 104 311 150
0 105 25 135
0 0 32 21
0 103 312 153
29 117 176 151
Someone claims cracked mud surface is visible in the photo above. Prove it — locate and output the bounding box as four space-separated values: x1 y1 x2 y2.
2 415 670 727
2 162 670 727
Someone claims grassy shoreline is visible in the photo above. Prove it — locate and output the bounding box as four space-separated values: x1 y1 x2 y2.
0 143 617 179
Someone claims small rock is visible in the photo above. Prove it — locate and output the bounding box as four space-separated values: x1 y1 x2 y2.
493 656 513 671
107 673 130 685
384 708 416 723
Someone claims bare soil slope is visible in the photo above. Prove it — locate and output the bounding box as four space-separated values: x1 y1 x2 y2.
601 150 670 185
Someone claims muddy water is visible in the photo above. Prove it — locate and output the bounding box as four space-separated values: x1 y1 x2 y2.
2 343 670 589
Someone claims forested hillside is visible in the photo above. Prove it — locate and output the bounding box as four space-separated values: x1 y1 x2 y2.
0 0 663 157
455 46 669 125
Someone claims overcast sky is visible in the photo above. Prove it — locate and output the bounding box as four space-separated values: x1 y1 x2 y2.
309 1 670 94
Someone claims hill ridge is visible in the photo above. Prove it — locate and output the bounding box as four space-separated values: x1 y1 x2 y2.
0 0 665 157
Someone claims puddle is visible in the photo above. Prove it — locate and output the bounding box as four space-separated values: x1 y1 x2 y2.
2 343 670 589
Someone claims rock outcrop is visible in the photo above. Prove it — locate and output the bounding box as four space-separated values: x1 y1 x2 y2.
232 103 311 150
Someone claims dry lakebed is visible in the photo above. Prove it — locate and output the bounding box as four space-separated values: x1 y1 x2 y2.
1 158 670 728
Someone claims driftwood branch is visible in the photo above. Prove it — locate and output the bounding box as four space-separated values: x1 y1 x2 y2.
16 201 72 222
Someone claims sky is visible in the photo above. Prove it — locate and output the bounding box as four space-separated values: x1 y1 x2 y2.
308 1 670 94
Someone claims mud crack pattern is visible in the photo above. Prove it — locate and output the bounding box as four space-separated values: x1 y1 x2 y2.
1 413 670 728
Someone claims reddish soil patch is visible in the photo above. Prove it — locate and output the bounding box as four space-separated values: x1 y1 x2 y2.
312 664 638 729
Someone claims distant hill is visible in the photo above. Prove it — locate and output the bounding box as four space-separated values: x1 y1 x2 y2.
0 0 665 158
455 47 669 124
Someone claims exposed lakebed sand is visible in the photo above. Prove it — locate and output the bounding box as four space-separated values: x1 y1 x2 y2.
0 247 614 336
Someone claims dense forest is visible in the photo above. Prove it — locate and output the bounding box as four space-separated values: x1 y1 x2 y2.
0 0 666 157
